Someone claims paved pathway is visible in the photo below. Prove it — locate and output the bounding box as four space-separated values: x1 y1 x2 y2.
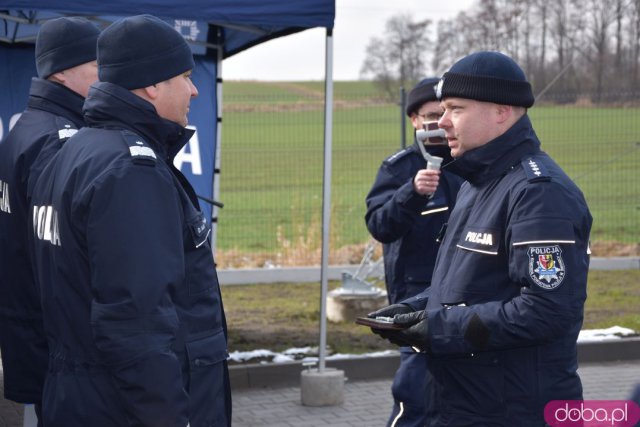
231 361 640 427
1 360 639 426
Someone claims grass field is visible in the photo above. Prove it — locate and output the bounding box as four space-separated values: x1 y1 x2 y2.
215 81 639 267
222 269 640 355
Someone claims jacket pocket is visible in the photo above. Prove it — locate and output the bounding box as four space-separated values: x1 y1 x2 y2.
184 212 216 296
185 330 229 427
186 213 211 249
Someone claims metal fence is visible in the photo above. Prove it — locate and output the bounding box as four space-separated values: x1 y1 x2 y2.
214 84 639 269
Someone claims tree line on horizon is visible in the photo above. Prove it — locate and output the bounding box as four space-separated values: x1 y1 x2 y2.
361 0 640 103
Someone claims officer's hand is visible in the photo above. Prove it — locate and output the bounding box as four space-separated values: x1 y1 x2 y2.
367 303 414 319
413 169 440 196
376 310 430 352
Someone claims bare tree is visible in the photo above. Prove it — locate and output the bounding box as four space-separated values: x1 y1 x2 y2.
533 0 549 91
581 0 617 101
360 13 432 98
432 10 479 74
615 0 624 71
428 0 639 102
633 0 640 91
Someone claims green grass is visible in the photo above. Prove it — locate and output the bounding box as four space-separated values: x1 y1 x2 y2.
582 270 640 330
224 80 386 101
216 81 639 265
221 270 640 354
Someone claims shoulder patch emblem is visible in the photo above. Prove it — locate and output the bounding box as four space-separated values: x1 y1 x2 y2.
129 145 157 159
121 131 157 165
55 117 78 141
521 157 550 182
528 245 566 289
58 126 77 140
385 148 410 164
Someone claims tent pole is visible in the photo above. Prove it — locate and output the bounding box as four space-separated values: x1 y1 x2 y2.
211 43 223 257
318 27 334 373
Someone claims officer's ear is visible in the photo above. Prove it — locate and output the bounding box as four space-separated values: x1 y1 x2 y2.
132 85 159 102
494 104 513 125
48 71 66 85
143 84 160 100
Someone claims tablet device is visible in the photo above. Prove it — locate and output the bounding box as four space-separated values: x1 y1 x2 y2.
355 316 407 330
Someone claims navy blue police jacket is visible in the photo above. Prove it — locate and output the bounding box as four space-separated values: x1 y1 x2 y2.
404 115 593 426
365 141 463 303
29 82 231 427
0 78 83 403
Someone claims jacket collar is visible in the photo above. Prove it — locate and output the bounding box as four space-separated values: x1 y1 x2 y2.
444 114 541 185
27 78 85 127
82 82 194 160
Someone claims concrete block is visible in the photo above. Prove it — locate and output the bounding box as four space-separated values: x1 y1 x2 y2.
326 290 388 323
300 367 345 407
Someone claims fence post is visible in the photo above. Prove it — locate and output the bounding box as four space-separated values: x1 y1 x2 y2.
400 86 406 149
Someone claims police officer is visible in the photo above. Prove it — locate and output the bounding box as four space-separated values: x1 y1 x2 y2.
29 15 230 426
369 51 593 426
0 17 100 423
365 78 463 426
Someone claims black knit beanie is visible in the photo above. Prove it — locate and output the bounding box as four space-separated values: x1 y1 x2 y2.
436 51 534 108
405 77 440 117
35 17 100 79
98 15 195 90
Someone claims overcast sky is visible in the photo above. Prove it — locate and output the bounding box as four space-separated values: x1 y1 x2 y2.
223 0 476 81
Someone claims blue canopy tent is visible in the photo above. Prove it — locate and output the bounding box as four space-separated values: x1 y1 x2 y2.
0 1 335 232
0 0 338 394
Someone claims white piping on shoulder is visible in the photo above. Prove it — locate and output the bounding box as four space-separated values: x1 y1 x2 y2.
512 240 575 246
456 244 498 255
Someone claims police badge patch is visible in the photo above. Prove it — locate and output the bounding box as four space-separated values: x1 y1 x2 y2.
528 245 566 289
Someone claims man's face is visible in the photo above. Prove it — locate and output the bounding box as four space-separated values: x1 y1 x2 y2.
60 61 98 98
438 97 501 158
154 71 199 127
410 100 443 131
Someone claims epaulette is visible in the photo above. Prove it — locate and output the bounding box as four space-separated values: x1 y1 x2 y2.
521 156 551 183
121 130 157 166
55 117 78 141
384 148 411 165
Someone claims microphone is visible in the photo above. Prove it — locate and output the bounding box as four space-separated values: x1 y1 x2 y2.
415 128 446 144
425 153 443 171
415 129 445 170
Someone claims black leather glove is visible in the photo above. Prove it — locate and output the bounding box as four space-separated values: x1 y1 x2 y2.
367 303 414 319
376 310 430 352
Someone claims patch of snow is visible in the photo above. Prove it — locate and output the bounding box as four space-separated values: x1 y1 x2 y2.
271 354 296 363
282 347 317 356
578 326 638 342
228 327 638 364
228 349 277 362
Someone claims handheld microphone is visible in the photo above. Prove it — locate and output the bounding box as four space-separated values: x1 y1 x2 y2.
416 132 444 171
425 153 443 171
416 129 444 169
416 121 446 171
415 128 446 144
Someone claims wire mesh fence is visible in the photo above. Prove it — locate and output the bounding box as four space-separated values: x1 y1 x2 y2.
214 82 640 269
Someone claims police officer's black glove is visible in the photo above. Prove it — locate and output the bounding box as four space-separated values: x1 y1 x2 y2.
367 303 414 319
376 310 430 352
